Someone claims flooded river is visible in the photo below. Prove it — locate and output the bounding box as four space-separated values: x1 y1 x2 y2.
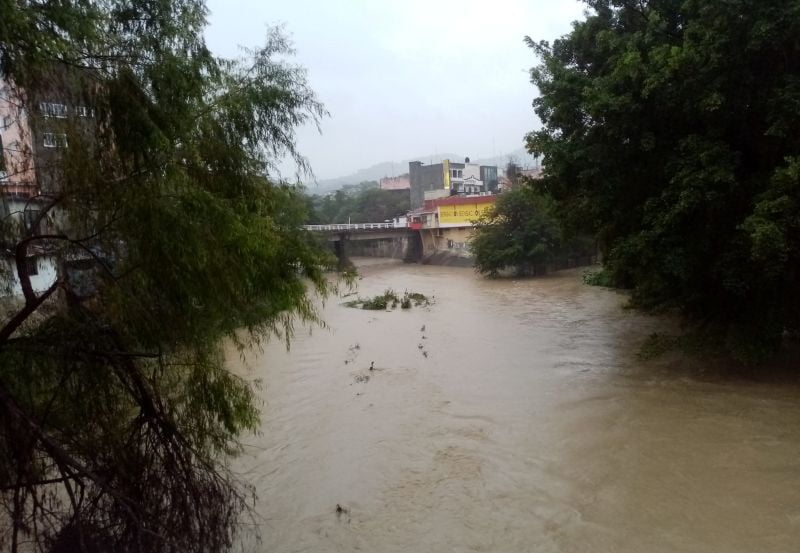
232 259 800 552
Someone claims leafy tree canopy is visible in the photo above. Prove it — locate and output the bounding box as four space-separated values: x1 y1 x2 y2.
0 1 332 551
470 185 591 276
527 0 800 361
307 184 409 224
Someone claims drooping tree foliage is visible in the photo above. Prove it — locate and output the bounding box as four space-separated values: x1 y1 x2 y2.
527 0 800 361
0 1 332 551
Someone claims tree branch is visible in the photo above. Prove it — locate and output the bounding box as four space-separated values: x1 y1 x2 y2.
0 376 147 532
0 279 59 344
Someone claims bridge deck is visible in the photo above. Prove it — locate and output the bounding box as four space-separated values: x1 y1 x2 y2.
303 223 402 232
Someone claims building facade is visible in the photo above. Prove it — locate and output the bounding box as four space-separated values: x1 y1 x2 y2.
407 193 497 260
0 71 98 297
408 157 498 208
0 77 38 200
379 174 410 190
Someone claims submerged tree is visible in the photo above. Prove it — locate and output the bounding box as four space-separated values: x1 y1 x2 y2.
0 1 332 551
527 0 800 361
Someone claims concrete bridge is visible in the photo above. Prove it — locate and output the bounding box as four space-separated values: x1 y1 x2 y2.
302 223 422 264
302 222 409 241
302 221 477 266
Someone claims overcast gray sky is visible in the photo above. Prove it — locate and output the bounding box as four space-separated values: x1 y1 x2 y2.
204 0 585 180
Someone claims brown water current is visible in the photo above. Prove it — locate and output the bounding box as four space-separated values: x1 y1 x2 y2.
230 259 800 552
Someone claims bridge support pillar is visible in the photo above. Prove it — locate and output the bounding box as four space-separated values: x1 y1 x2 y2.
404 231 423 263
333 233 353 270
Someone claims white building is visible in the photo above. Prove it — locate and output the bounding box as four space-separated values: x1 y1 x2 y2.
448 160 485 194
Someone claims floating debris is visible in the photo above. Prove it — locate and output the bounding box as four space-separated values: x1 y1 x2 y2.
344 343 362 365
343 289 432 311
336 503 351 523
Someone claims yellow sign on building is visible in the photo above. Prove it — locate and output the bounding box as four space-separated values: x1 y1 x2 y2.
442 159 451 190
438 198 495 226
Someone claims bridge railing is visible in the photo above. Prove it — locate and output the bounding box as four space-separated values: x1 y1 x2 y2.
303 222 403 231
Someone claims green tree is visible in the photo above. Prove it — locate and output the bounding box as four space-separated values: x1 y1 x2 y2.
470 186 563 276
0 1 332 551
341 188 409 223
313 189 348 223
307 187 409 224
527 0 800 361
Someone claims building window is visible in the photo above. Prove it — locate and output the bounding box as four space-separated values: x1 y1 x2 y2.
0 115 11 130
40 102 68 118
76 106 94 118
43 133 68 148
25 257 38 276
451 169 463 179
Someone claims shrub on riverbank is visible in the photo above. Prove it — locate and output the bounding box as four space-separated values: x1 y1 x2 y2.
583 269 614 287
471 186 594 277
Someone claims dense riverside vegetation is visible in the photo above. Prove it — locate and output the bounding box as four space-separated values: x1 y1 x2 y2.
471 186 569 276
306 182 410 225
0 1 331 551
527 0 800 361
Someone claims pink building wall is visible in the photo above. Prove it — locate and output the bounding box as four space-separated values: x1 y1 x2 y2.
379 175 410 190
0 76 38 197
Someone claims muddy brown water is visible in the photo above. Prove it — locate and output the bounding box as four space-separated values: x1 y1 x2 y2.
229 259 800 552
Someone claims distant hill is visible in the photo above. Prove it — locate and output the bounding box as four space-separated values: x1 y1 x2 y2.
304 148 541 195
